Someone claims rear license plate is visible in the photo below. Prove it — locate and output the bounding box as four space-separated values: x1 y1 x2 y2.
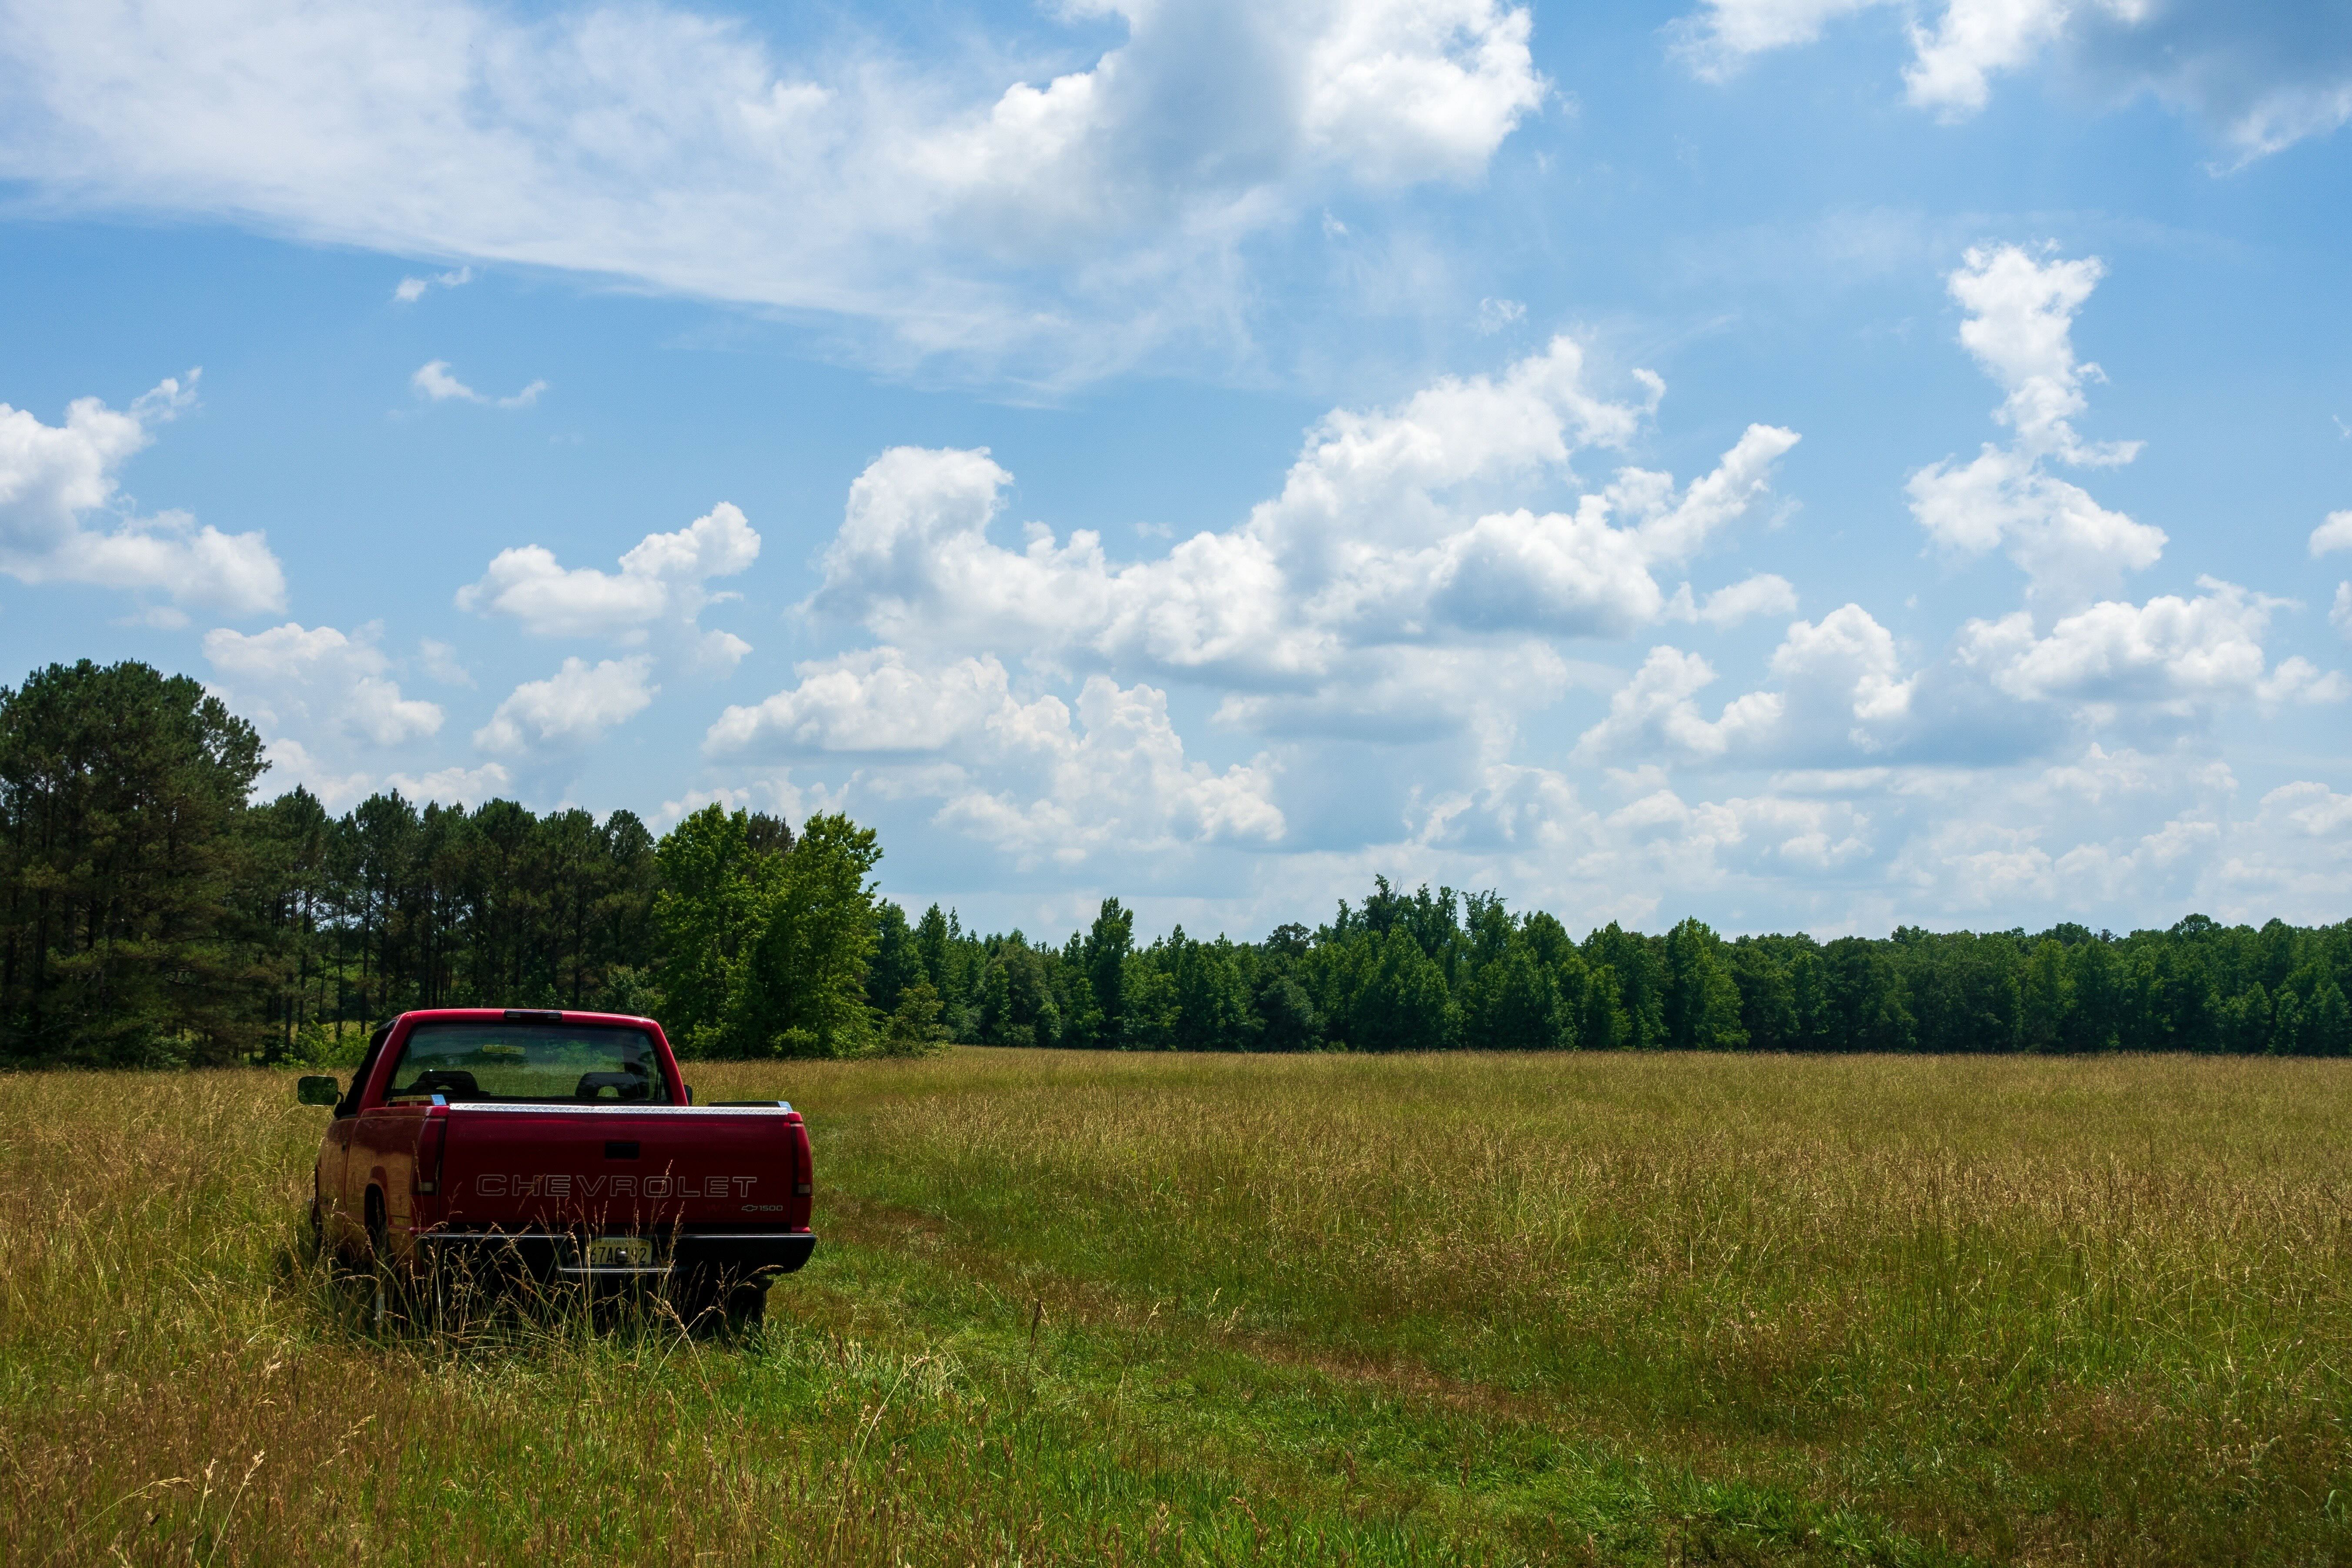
587 1237 654 1268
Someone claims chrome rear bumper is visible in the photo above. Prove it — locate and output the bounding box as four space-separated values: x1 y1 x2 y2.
414 1227 816 1280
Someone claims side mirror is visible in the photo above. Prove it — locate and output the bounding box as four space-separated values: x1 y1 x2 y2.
683 1084 695 1105
296 1075 341 1107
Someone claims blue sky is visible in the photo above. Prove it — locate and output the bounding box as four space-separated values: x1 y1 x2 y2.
1 0 2349 940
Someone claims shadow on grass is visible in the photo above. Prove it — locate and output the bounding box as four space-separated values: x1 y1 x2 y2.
264 1223 772 1362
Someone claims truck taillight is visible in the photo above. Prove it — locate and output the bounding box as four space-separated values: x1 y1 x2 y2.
415 1111 449 1196
786 1114 814 1227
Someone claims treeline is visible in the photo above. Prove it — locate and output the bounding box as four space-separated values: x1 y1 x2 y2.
0 659 903 1065
3 659 2348 1065
919 886 2352 1057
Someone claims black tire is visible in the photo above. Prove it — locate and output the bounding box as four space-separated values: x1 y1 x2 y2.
670 1271 766 1335
723 1283 767 1330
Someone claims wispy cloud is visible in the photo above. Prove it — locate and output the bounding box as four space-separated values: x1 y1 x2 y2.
391 264 472 304
0 0 1546 385
411 360 546 408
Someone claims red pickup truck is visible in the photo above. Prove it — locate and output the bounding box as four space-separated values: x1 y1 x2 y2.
297 1008 815 1327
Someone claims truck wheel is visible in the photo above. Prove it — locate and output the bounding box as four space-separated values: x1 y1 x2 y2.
723 1283 768 1331
670 1273 765 1335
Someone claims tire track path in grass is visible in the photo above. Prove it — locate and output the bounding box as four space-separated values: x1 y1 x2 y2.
808 1187 1975 1567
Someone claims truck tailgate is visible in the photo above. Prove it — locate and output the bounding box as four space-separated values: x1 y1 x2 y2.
437 1103 812 1230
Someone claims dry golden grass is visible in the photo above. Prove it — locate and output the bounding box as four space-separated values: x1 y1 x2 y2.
1 1050 2347 1564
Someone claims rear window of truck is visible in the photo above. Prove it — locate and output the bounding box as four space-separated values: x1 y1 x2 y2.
382 1022 672 1104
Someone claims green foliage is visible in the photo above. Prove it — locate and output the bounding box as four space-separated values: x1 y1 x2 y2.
728 812 885 1058
976 936 1061 1048
1080 896 1132 1049
865 899 921 1017
1251 969 1322 1052
917 888 2352 1063
877 980 950 1056
1118 952 1181 1050
1730 938 1799 1051
2312 977 2352 1057
2021 937 2073 1052
1663 917 1747 1051
1344 926 1456 1052
1586 923 1666 1048
651 804 778 1055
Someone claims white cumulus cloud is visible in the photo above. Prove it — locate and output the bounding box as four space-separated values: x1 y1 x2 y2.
1957 578 2347 723
2198 781 2352 920
744 334 1810 870
1572 603 1912 766
1572 645 1785 763
2309 510 2352 558
1770 602 1916 745
383 761 513 807
809 337 1798 719
475 655 658 755
204 621 447 808
931 676 1287 865
458 501 759 666
1903 0 2086 117
708 651 1284 865
706 648 1058 756
1665 572 1800 629
204 622 443 746
1671 0 1886 76
0 374 285 614
1673 0 2352 163
1908 245 2164 612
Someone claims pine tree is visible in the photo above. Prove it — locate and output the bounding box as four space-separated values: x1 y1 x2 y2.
1082 898 1134 1049
0 660 268 1064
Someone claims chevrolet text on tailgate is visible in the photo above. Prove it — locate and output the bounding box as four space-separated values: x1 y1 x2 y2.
294 1008 815 1328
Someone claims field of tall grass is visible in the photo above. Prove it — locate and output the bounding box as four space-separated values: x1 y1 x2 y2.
2 1049 2347 1564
